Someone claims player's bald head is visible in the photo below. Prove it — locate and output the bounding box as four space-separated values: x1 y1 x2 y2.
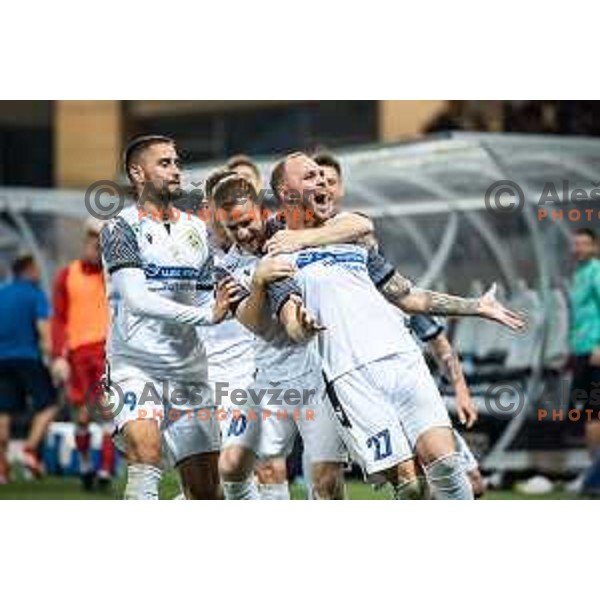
270 152 308 202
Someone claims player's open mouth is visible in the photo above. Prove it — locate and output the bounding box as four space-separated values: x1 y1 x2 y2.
313 191 329 206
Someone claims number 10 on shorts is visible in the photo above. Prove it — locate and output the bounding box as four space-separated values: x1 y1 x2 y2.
367 429 392 461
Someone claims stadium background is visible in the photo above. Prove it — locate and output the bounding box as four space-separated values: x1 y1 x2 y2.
1 99 599 499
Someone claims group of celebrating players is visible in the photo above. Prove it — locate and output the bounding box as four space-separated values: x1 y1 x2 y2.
99 135 526 500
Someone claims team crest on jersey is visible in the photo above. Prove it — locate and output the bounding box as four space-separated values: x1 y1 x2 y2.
185 228 202 251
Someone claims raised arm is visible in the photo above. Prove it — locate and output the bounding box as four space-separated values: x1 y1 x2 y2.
264 211 374 255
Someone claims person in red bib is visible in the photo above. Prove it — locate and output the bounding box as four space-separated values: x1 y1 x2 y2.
51 218 114 490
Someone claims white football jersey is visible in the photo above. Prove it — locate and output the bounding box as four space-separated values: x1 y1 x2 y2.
101 204 213 383
279 243 421 382
198 240 256 387
219 244 319 382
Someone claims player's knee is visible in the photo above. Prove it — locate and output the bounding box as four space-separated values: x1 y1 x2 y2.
132 443 161 466
124 422 161 466
424 452 473 500
256 458 287 484
219 446 254 481
312 464 344 499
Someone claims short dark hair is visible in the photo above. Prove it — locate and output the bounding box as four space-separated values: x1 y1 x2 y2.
12 254 35 277
226 154 260 178
313 151 342 178
123 135 175 181
205 168 236 200
212 173 258 209
575 228 597 241
270 152 305 202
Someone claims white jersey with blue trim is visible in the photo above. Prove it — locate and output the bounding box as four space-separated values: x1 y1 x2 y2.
198 240 256 386
101 204 214 383
281 243 421 382
219 244 319 382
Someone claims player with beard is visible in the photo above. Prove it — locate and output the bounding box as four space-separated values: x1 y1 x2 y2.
210 173 356 500
201 168 292 500
265 153 524 499
100 135 242 499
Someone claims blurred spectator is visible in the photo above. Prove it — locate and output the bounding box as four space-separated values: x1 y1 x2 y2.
0 253 58 483
568 228 600 494
51 218 114 490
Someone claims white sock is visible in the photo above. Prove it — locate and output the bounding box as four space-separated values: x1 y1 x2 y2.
258 482 290 500
124 464 161 500
424 453 474 500
223 479 260 500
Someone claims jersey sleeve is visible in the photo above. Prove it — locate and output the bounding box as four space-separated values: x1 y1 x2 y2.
409 315 445 342
100 217 143 275
366 247 396 289
267 277 303 316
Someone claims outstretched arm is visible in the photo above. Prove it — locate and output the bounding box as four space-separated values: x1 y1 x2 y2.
264 211 374 255
384 277 525 330
366 248 525 330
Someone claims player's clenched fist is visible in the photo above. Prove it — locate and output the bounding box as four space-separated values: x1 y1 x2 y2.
253 256 296 286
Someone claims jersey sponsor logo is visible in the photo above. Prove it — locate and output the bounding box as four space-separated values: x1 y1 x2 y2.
144 263 203 280
296 249 366 270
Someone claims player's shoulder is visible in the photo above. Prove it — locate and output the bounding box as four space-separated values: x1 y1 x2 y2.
103 204 139 237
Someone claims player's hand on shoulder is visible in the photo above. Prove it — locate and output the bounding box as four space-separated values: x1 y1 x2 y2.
213 277 247 323
253 256 296 286
263 230 306 255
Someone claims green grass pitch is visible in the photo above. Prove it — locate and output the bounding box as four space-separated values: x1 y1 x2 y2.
0 471 578 500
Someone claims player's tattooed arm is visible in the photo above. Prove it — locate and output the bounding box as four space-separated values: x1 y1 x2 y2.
264 212 374 255
235 257 297 336
428 334 478 428
383 278 526 331
396 287 480 316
